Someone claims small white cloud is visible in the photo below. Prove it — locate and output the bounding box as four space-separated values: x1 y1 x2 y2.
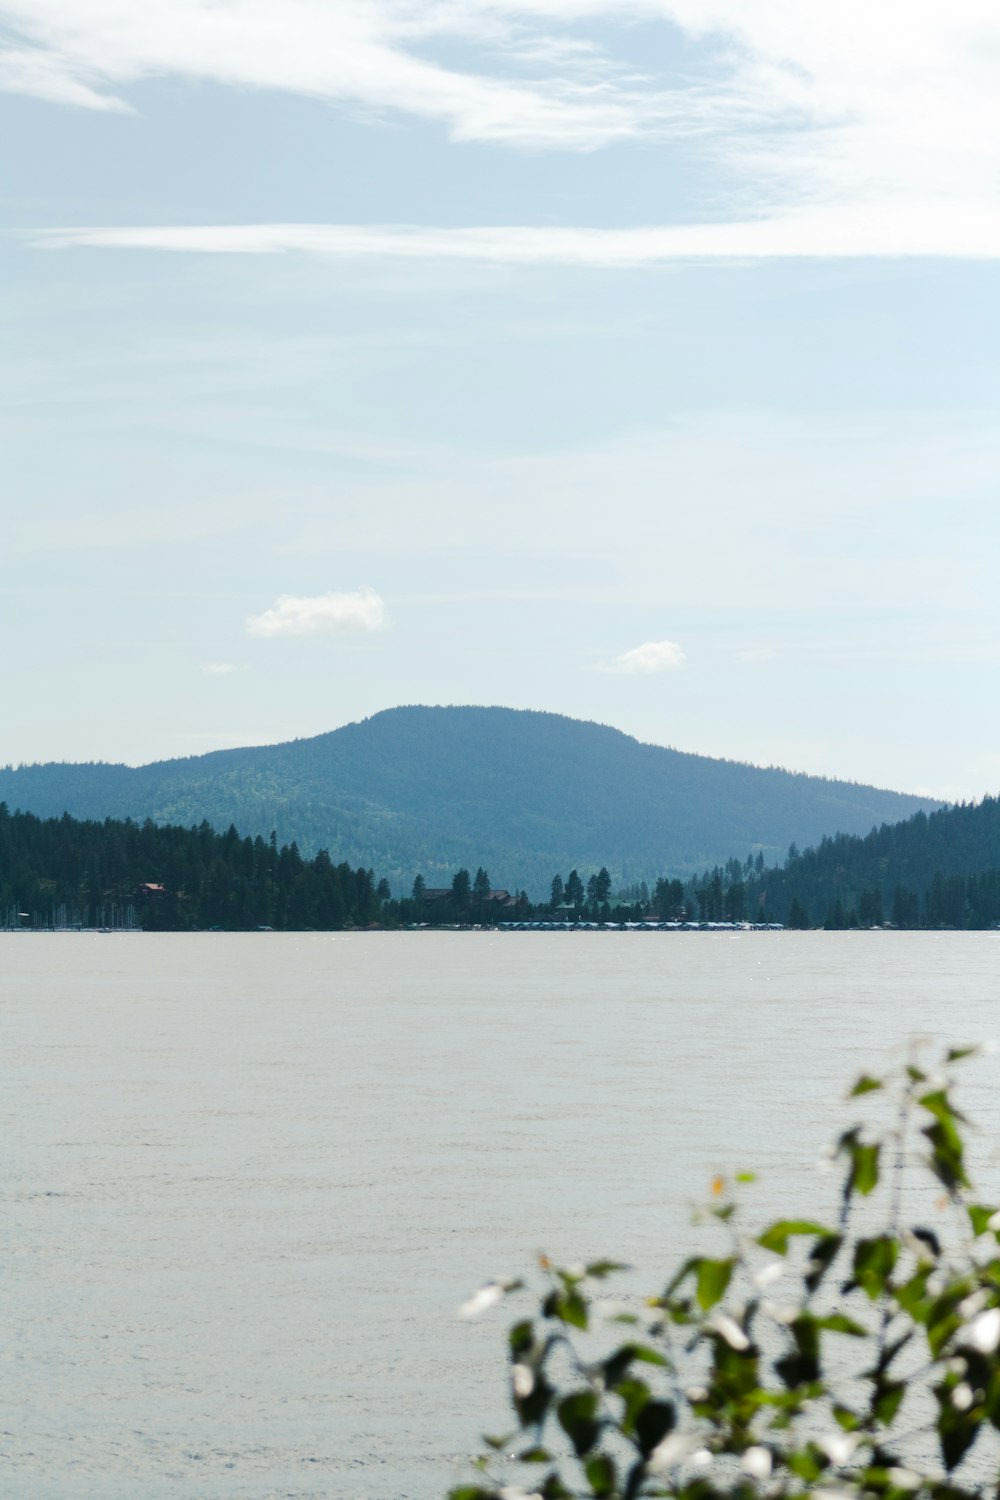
605 640 686 674
201 662 238 676
246 587 385 638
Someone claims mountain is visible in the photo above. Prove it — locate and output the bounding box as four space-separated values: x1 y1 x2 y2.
737 796 1000 928
0 705 943 898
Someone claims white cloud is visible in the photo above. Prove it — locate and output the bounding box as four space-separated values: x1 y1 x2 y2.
0 44 133 111
35 204 1000 262
0 0 649 148
3 1 1000 226
201 662 239 676
605 639 686 674
245 587 385 638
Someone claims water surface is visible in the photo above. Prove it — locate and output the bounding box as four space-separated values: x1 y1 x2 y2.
4 932 1000 1498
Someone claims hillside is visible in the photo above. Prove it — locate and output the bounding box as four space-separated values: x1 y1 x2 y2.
0 706 942 897
736 796 1000 928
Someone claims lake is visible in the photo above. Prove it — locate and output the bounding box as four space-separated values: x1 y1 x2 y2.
4 932 1000 1499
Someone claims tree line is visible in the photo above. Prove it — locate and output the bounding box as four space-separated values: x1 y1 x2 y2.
0 803 384 931
689 797 1000 929
7 792 1000 932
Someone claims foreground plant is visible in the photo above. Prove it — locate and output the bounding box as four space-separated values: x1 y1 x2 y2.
451 1046 1000 1500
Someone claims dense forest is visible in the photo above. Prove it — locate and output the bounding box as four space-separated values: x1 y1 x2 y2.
687 796 1000 929
0 804 385 931
7 791 1000 934
0 705 940 898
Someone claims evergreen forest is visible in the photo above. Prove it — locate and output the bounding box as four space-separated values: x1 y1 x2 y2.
0 804 384 931
7 790 1000 933
692 795 1000 929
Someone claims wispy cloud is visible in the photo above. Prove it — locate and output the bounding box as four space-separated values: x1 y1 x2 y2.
604 640 687 674
0 0 655 148
36 206 1000 262
733 647 777 664
3 2 1000 223
245 587 385 638
201 662 239 676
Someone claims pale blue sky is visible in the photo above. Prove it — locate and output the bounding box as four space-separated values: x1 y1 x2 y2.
3 2 999 798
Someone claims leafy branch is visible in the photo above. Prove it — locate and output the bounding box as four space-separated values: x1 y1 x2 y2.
451 1046 1000 1500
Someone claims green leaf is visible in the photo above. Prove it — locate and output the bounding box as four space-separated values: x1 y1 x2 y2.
604 1343 669 1387
786 1448 824 1482
634 1399 676 1456
736 1171 757 1183
515 1371 554 1427
615 1378 651 1439
968 1205 998 1236
927 1286 967 1358
758 1220 829 1254
449 1488 492 1500
946 1046 979 1062
816 1313 868 1336
851 1142 881 1196
585 1259 629 1280
850 1074 884 1097
518 1447 552 1463
920 1091 970 1193
509 1321 534 1356
937 1389 981 1470
696 1257 735 1311
631 1344 669 1367
896 1266 932 1323
851 1236 899 1301
585 1454 617 1498
543 1287 589 1330
805 1234 844 1295
873 1379 906 1426
541 1475 575 1500
557 1391 600 1457
776 1314 821 1388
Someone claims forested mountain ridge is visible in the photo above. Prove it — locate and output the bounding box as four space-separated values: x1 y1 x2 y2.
718 795 1000 928
0 705 941 898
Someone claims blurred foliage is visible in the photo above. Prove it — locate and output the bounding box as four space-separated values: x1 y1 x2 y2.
452 1047 1000 1500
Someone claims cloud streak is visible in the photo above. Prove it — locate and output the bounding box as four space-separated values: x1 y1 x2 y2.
245 588 386 638
35 206 1000 262
604 640 687 674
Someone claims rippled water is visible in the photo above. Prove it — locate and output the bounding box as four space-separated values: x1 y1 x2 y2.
4 931 1000 1499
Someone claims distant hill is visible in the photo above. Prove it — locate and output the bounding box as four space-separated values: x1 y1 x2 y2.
0 705 942 898
738 796 1000 928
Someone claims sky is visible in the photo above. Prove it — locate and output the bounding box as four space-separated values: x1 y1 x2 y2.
3 1 999 799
